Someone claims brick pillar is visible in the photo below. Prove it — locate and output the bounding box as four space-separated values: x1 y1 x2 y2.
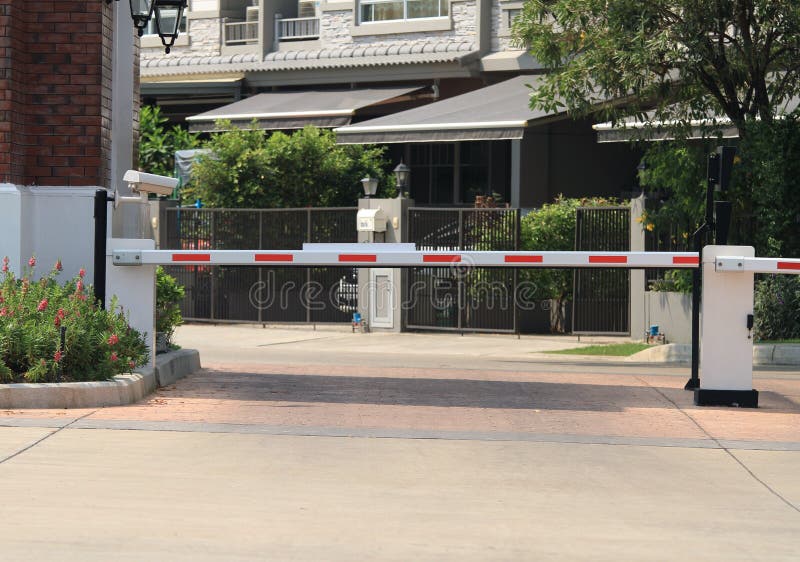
0 0 116 186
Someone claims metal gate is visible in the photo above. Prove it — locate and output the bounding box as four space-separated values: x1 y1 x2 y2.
163 208 358 323
406 208 519 332
572 207 631 334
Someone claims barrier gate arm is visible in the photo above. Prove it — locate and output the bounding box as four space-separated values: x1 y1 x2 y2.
118 242 800 409
715 256 800 274
112 248 700 269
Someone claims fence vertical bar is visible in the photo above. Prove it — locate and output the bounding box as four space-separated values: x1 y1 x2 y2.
457 209 464 333
306 208 312 324
514 208 520 337
258 209 263 325
206 210 217 320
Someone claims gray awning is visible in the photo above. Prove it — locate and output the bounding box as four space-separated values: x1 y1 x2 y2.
334 75 556 144
187 86 424 132
594 96 800 143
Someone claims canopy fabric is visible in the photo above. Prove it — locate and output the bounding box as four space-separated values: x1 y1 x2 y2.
335 75 552 144
187 86 423 132
174 149 212 185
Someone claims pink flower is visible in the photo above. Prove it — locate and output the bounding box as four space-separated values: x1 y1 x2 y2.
0 307 7 317
110 352 119 362
53 350 63 363
28 256 36 267
1 264 7 273
129 360 136 369
37 299 48 312
55 260 63 272
107 334 119 346
76 279 84 293
78 268 86 278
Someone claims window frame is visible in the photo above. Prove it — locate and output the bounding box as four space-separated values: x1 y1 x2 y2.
358 0 449 25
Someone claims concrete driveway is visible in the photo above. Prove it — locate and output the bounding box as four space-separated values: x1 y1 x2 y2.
0 324 798 560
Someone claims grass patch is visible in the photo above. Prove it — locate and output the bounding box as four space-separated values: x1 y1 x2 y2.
755 339 800 344
546 343 652 356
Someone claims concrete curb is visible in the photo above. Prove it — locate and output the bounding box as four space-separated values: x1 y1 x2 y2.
628 343 800 365
0 349 201 409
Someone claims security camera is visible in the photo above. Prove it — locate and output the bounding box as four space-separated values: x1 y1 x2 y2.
123 170 178 197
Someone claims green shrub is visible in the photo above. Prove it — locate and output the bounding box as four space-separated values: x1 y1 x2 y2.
519 196 624 332
188 124 393 208
139 104 199 178
156 266 184 346
754 275 800 341
0 257 148 383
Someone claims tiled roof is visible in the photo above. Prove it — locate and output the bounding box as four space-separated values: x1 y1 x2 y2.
141 41 478 77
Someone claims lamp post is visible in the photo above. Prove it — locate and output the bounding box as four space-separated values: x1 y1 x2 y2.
393 160 410 199
361 177 378 199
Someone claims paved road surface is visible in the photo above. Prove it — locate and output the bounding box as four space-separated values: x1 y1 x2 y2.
0 324 798 560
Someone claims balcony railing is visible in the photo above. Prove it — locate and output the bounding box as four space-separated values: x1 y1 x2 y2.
276 16 320 41
223 19 259 46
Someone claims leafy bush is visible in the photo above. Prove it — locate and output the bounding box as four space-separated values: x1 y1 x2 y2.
139 105 199 178
188 124 394 208
732 117 800 258
520 196 624 331
156 266 184 346
754 275 800 341
0 257 148 383
648 269 693 294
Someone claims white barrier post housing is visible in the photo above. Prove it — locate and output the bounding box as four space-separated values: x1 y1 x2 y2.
105 239 156 367
696 245 758 407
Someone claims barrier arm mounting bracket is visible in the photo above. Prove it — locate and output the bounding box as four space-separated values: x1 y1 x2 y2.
113 250 144 266
716 256 800 274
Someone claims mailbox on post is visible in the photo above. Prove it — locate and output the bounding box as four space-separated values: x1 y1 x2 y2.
357 208 387 232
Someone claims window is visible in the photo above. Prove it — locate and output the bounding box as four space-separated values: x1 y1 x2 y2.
143 11 188 36
506 8 521 29
360 0 449 24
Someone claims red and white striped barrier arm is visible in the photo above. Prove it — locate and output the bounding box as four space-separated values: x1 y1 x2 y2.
112 248 700 268
715 256 800 274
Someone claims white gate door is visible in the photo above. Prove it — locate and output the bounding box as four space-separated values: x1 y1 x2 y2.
370 268 394 329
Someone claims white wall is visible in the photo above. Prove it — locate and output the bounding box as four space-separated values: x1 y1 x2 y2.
644 291 693 344
0 186 99 283
193 0 219 11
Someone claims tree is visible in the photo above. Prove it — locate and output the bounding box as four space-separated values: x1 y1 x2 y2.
139 105 199 177
189 124 394 209
513 1 800 135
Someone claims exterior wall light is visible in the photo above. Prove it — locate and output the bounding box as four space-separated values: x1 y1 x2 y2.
393 160 410 198
153 0 188 54
129 0 156 37
105 0 187 53
361 177 379 198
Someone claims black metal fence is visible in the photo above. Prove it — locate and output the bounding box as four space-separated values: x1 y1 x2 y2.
163 208 358 323
406 207 519 333
572 207 631 335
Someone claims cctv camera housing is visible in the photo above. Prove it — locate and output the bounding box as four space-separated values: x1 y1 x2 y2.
123 170 179 197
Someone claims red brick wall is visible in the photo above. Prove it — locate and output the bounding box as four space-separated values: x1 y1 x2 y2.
0 0 115 186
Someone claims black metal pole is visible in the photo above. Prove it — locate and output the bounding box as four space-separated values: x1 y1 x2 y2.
93 190 108 310
686 232 705 390
685 168 716 390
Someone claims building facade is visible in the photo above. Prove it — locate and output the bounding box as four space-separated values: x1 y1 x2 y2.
140 0 640 207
